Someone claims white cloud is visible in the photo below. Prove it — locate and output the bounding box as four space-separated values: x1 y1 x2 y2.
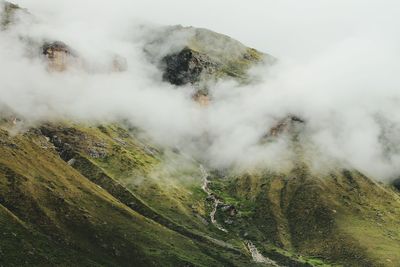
2 0 400 180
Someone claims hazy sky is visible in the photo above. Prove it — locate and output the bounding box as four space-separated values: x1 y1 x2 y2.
16 0 400 60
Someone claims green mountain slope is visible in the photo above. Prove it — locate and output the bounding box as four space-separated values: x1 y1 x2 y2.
1 2 400 266
208 166 400 266
0 124 263 266
3 119 399 266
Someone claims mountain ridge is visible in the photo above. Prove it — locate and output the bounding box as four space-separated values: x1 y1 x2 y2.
1 2 400 266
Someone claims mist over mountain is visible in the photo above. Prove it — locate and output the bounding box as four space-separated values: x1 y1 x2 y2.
1 1 400 266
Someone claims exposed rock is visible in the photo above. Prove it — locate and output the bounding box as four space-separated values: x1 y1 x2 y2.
261 115 305 142
392 178 400 191
53 137 74 161
87 147 107 159
67 158 76 166
39 127 77 161
42 41 76 72
162 47 219 85
42 41 72 56
144 26 270 103
41 41 127 73
150 27 275 109
192 89 210 106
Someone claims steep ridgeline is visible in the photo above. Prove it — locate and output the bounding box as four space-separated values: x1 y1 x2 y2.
2 2 400 267
158 26 272 85
143 25 273 104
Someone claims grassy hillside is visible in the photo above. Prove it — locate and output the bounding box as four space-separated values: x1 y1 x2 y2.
1 117 400 266
0 118 339 266
0 122 263 266
206 164 400 266
1 2 400 265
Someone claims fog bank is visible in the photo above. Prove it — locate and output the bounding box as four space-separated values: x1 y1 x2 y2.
2 0 400 180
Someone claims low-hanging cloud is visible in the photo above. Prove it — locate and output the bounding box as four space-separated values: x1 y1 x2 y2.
1 0 400 180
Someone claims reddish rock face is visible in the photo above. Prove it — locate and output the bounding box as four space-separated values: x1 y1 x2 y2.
42 41 74 72
192 91 210 106
41 41 128 73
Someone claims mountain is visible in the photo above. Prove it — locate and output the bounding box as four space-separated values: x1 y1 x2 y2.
1 2 400 266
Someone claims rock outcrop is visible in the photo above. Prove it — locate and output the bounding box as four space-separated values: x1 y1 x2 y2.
42 41 76 72
143 25 273 105
162 47 219 85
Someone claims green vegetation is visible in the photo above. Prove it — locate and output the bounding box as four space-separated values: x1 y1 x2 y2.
1 11 399 265
203 166 400 266
161 26 270 87
1 118 400 266
0 124 257 266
